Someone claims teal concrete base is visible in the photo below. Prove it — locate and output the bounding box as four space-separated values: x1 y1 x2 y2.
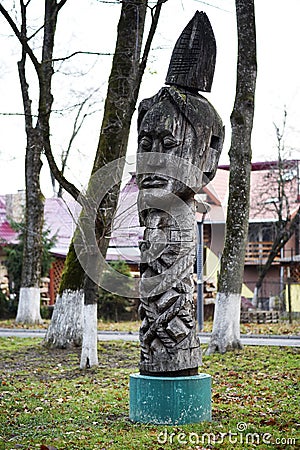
129 373 211 425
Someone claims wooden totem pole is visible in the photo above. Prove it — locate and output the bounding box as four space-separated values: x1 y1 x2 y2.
130 11 224 424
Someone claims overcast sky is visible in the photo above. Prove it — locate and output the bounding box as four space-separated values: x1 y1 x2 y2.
0 0 299 196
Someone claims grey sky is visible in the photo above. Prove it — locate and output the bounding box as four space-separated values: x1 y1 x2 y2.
0 0 299 196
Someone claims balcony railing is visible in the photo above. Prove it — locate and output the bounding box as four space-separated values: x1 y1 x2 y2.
244 241 280 264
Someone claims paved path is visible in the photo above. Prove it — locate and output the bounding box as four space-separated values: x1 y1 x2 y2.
0 328 299 347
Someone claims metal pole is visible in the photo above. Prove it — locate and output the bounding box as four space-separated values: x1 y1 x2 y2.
197 219 204 331
194 197 210 332
287 266 293 324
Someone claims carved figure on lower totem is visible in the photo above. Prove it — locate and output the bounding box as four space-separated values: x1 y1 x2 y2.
136 12 224 376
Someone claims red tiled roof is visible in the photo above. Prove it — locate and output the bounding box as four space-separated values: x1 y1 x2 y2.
0 194 81 254
211 161 299 222
249 168 299 221
0 195 19 244
219 160 299 171
204 169 229 205
0 221 18 245
43 196 81 257
109 174 143 260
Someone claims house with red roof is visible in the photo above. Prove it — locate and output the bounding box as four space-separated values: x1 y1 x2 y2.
217 160 300 309
0 193 81 304
113 161 300 306
107 161 300 310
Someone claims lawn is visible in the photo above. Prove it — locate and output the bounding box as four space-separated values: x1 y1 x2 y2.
0 337 299 449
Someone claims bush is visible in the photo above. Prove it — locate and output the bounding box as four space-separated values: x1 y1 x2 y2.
98 260 134 322
0 290 18 319
5 220 56 303
40 305 54 320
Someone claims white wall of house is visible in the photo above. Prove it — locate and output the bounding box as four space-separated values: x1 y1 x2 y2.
209 223 225 259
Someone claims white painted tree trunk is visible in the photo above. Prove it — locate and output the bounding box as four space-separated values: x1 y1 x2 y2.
44 289 84 348
16 287 43 324
206 293 242 355
205 1 256 355
80 303 98 369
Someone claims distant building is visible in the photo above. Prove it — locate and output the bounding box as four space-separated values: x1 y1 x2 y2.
0 160 299 309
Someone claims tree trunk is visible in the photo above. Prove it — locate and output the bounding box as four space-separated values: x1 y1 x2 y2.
14 3 44 324
16 129 44 324
80 0 149 367
80 304 98 368
80 281 98 368
44 1 165 360
44 289 84 348
1 1 68 324
207 0 257 354
44 239 85 347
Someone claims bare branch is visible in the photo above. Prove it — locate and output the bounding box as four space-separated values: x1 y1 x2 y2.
28 24 44 41
43 132 81 201
140 0 167 74
52 51 113 63
252 111 299 298
0 112 36 117
58 89 101 197
193 0 232 13
17 0 33 129
57 0 68 11
0 3 41 74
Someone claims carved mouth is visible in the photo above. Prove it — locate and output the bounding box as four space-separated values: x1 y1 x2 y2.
141 175 169 188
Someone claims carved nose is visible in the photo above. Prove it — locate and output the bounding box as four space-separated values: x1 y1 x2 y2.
151 139 164 154
147 150 165 169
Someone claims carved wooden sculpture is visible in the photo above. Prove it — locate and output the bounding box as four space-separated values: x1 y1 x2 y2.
136 12 224 376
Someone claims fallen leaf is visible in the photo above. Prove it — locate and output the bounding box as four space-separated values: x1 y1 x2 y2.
40 445 58 450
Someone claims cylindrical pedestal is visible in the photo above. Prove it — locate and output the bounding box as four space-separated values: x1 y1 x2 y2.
129 373 211 425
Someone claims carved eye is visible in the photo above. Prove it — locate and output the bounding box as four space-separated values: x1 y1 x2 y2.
163 136 178 149
139 136 152 151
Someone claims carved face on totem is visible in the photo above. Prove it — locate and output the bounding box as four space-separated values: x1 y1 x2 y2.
136 87 224 200
137 98 198 199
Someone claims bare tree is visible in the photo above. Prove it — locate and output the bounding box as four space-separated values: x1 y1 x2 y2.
251 113 300 306
56 89 101 197
0 0 68 324
44 0 167 360
207 0 257 354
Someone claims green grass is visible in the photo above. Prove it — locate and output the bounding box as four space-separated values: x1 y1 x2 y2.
0 338 299 449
